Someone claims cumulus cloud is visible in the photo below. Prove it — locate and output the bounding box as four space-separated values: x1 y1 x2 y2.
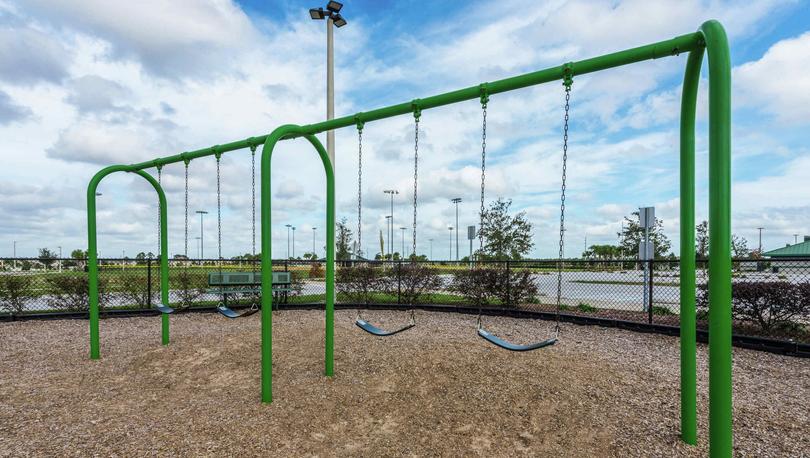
735 31 810 123
20 0 257 79
0 13 70 85
65 75 130 114
0 90 32 124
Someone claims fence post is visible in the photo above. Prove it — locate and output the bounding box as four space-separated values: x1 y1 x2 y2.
147 257 153 306
506 260 511 308
397 260 402 305
648 260 654 324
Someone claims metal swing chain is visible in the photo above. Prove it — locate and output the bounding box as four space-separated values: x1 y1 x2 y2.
479 95 488 255
412 110 420 259
556 75 573 335
216 154 223 301
357 124 363 259
184 162 189 259
157 167 162 259
250 145 257 264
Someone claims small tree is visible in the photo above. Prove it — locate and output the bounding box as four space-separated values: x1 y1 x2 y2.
336 217 353 261
477 198 534 261
696 220 709 259
618 212 672 259
38 248 57 269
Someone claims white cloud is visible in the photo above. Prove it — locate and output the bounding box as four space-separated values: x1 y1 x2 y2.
734 31 810 123
20 0 257 79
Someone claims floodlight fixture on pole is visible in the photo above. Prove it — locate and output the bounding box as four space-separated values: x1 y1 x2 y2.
196 210 208 259
400 227 406 258
285 224 292 259
448 226 453 260
384 190 398 258
313 227 318 258
309 2 347 171
451 198 462 260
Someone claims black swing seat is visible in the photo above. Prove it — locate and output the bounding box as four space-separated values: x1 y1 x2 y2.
156 303 175 314
217 304 259 319
477 327 557 352
355 310 416 336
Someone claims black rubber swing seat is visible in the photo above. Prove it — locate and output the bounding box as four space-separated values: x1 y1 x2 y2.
217 304 259 319
355 318 415 336
155 303 175 314
477 327 557 352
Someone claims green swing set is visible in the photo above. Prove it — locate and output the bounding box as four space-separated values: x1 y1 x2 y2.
85 21 733 456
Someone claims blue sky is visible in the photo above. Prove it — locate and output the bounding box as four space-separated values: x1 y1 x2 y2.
1 0 809 259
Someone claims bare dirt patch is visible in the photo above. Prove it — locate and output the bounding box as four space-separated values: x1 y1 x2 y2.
0 310 807 456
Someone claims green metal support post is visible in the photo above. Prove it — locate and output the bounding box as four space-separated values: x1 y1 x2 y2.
260 125 335 403
87 166 170 359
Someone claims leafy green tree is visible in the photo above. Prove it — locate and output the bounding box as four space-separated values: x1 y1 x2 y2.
476 198 534 261
696 220 751 259
336 217 353 261
38 248 57 269
582 244 622 259
71 249 88 259
618 211 672 259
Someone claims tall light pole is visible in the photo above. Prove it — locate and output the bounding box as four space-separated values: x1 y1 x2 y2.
12 241 16 270
312 227 317 258
196 210 208 259
451 198 462 261
385 216 392 259
309 2 347 168
757 227 764 253
195 237 201 259
400 227 406 259
428 238 433 260
383 190 398 259
292 226 297 259
448 226 453 260
285 224 292 259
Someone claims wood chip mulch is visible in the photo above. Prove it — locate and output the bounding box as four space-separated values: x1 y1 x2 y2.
0 310 807 457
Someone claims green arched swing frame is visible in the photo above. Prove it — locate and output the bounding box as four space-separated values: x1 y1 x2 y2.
86 21 732 456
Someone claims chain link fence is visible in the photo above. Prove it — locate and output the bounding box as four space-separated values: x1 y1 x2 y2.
2 257 808 347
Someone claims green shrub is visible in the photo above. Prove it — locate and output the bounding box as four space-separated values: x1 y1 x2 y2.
337 264 383 304
576 302 597 312
450 267 538 308
697 281 810 332
383 263 442 305
0 275 34 313
46 274 108 311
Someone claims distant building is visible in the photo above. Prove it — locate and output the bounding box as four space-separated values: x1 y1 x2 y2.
762 236 810 273
762 236 810 258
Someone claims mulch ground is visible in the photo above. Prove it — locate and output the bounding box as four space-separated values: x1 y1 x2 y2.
0 310 807 457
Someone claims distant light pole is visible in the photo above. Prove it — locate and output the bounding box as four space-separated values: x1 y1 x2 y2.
312 227 318 258
448 226 453 260
292 226 297 259
58 246 62 272
385 216 392 259
285 224 292 259
12 241 16 269
383 190 398 259
428 238 433 260
451 198 462 261
195 237 201 259
757 227 765 253
122 249 125 272
309 1 347 168
196 210 208 259
400 227 406 259
794 234 799 244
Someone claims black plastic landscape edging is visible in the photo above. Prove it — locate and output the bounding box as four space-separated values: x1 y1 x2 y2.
3 303 808 358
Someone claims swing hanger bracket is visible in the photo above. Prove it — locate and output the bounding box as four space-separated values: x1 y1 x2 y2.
212 145 222 161
181 152 190 166
247 137 257 153
562 62 574 88
411 100 422 120
478 83 490 107
354 113 364 132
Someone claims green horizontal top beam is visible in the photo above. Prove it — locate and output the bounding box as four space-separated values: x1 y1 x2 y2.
128 31 703 171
